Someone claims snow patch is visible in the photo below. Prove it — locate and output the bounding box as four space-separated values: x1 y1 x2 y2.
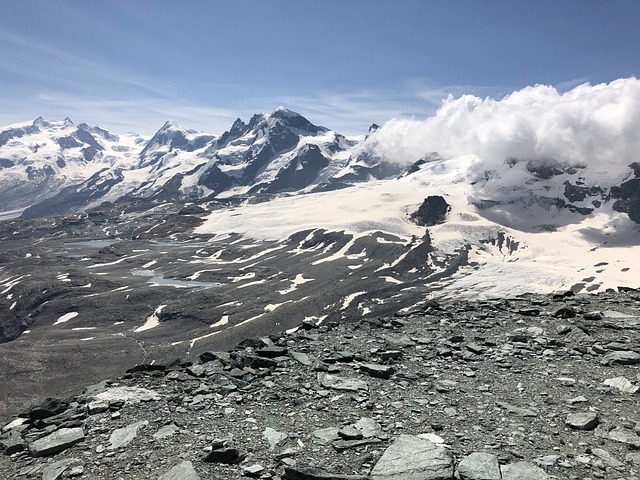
53 312 79 325
134 304 166 333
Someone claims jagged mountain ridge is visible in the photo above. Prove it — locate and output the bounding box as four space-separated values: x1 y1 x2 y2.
0 108 402 219
1 108 639 230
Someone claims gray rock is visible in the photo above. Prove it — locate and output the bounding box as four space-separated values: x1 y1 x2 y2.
603 376 639 394
496 401 537 417
256 346 288 358
242 464 265 477
566 395 588 405
333 437 381 452
371 434 453 480
552 305 575 318
83 379 110 396
108 420 148 449
153 423 179 440
379 350 403 361
359 363 394 379
627 451 640 465
87 400 109 415
533 455 560 467
565 412 599 430
381 334 416 349
457 452 501 480
0 429 24 454
290 351 313 366
158 460 200 480
338 425 363 440
28 427 85 457
318 373 368 392
284 466 369 480
591 448 625 470
500 461 549 480
186 364 207 377
67 466 84 477
601 351 640 365
42 457 81 480
263 427 287 450
354 417 383 438
312 427 341 445
609 427 640 448
93 386 161 403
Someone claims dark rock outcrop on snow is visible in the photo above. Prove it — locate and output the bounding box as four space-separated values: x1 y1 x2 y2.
411 196 451 226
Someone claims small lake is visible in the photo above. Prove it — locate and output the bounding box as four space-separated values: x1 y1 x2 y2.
131 269 221 289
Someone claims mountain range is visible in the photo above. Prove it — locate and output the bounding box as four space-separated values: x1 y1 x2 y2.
1 108 639 230
0 108 638 422
0 108 404 219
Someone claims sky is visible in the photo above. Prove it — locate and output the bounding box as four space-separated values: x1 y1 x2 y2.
1 0 639 136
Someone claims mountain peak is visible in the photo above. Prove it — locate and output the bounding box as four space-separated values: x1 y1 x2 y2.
272 106 300 117
160 120 184 131
267 107 327 135
63 117 74 127
32 116 51 128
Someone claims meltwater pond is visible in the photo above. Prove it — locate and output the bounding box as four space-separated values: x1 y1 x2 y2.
131 269 221 289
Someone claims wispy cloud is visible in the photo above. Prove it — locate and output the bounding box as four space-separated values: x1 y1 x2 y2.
24 92 239 134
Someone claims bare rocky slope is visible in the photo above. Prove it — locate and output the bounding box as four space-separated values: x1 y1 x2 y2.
1 289 639 479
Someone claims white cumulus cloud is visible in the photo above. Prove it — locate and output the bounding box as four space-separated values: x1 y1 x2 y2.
370 77 640 175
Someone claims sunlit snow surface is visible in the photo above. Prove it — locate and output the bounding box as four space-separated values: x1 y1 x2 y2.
197 154 640 299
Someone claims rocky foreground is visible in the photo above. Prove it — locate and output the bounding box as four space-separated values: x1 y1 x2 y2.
1 289 639 480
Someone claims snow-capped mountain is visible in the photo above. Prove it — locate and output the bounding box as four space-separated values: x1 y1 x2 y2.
1 107 639 422
1 108 406 219
0 117 143 215
1 107 639 230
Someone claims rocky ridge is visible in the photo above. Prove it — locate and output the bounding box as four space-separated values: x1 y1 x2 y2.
1 289 640 479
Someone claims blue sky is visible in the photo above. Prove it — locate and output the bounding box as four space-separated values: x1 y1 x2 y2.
1 0 639 135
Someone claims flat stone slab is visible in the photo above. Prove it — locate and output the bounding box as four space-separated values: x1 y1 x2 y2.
359 363 394 379
42 457 81 480
601 351 640 365
603 377 639 394
565 412 599 430
496 401 537 417
93 386 161 403
29 427 85 457
501 461 549 480
153 423 179 440
371 434 453 480
263 426 287 450
290 351 312 366
457 452 501 480
354 417 383 438
317 373 368 392
108 420 148 449
609 427 640 448
158 460 200 480
312 427 341 445
284 467 369 480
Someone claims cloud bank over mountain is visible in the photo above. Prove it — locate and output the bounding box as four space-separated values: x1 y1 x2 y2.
370 77 640 177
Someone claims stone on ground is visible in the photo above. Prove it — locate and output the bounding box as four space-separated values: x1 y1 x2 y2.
457 452 501 480
370 434 453 480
